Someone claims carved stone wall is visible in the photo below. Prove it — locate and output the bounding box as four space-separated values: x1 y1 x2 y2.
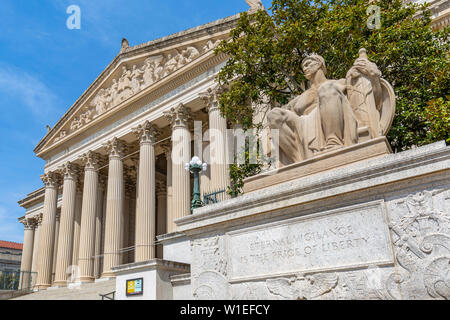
182 142 450 300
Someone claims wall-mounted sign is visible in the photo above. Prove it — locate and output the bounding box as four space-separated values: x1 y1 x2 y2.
126 278 143 297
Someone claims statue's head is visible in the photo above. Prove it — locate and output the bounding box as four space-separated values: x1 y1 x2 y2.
302 54 327 80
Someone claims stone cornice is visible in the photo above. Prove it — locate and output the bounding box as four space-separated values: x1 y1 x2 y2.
18 188 45 209
34 14 242 158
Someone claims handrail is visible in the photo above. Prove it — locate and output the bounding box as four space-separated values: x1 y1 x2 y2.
99 291 115 300
203 189 226 205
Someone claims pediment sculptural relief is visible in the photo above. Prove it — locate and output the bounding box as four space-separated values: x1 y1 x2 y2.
53 39 221 143
268 49 396 165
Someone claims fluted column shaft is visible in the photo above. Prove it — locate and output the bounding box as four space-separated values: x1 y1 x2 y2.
36 172 60 289
78 152 102 283
202 88 230 192
162 144 173 234
102 138 126 278
94 176 106 279
72 190 83 268
31 215 42 275
52 213 60 283
122 189 130 264
156 181 167 259
133 121 159 262
164 104 191 233
19 219 35 289
54 163 79 286
128 192 136 264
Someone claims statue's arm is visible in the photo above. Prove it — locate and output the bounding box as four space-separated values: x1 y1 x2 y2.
289 94 309 116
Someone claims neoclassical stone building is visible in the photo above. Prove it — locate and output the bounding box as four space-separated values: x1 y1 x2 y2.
18 13 238 290
17 2 449 297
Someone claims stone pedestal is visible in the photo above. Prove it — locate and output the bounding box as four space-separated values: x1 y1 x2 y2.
176 141 450 300
112 259 190 300
157 232 191 265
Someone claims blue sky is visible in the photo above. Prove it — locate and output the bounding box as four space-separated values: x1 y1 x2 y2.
0 0 272 243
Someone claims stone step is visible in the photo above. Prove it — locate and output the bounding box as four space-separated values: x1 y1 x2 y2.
11 280 116 300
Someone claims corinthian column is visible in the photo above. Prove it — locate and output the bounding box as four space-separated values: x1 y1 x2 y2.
164 104 191 233
200 87 230 192
102 138 127 278
54 162 79 287
19 218 35 289
36 171 61 290
72 184 83 267
78 152 103 283
132 121 160 262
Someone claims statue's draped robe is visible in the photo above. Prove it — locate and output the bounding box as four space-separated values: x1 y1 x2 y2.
287 81 358 160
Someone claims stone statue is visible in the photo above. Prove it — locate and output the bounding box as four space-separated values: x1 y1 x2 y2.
268 49 395 165
246 0 264 10
130 65 143 94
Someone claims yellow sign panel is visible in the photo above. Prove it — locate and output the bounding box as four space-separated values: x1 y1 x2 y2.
126 278 143 296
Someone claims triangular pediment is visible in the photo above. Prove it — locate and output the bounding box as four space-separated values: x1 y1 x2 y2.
35 14 240 157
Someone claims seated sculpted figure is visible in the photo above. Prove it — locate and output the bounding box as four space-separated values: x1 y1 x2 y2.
268 49 395 165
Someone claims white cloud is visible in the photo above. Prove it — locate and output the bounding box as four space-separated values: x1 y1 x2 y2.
0 64 60 123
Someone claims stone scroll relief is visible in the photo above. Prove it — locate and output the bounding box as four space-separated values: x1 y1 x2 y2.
191 235 230 300
53 39 222 143
383 189 450 300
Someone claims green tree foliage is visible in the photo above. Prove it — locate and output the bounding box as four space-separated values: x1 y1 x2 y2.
216 0 449 195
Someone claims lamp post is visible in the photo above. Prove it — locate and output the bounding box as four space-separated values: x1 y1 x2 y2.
185 156 207 212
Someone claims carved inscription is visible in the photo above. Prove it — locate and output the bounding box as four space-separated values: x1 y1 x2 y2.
229 202 394 279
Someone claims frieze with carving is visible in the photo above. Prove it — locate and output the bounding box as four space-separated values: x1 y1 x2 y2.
52 39 222 144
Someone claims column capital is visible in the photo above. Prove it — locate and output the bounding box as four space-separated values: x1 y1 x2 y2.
104 137 127 159
132 121 161 145
59 162 80 181
35 214 43 226
41 171 61 189
199 85 225 114
80 151 104 171
20 217 36 230
163 103 192 130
